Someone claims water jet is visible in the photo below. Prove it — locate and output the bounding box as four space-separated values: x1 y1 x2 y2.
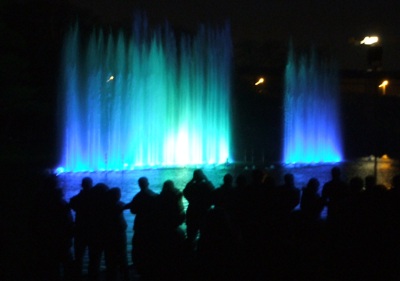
59 19 232 172
283 46 343 164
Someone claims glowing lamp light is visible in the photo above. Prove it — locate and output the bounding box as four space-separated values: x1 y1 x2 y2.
380 154 391 170
379 80 389 95
255 77 264 85
379 80 389 87
360 36 379 45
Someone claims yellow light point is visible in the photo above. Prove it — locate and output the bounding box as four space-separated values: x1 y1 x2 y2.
360 36 379 45
381 154 389 159
107 75 114 82
255 77 264 85
379 80 389 95
379 80 388 87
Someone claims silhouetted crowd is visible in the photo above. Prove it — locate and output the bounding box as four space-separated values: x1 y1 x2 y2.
30 167 400 281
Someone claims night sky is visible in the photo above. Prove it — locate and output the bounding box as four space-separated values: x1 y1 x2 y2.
66 0 400 71
1 0 400 167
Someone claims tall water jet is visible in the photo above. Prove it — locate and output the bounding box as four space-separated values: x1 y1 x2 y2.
59 19 232 172
283 46 343 164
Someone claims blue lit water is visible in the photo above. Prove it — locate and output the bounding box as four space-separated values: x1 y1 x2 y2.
60 158 399 205
283 48 342 164
59 19 232 172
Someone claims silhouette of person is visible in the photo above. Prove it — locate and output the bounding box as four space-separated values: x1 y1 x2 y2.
390 174 400 195
364 175 377 193
290 178 327 281
104 187 129 281
264 173 300 280
87 183 109 281
196 207 240 281
322 166 348 221
276 173 300 218
321 168 350 280
69 176 93 278
235 169 267 243
385 174 400 278
212 173 236 215
231 172 254 245
300 178 324 220
245 169 272 222
183 169 215 247
155 180 186 280
34 174 74 281
125 177 159 279
158 180 185 231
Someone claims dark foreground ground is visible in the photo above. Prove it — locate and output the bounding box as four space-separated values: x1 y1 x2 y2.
3 161 400 281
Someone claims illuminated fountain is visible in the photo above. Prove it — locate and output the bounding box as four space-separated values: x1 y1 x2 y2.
59 19 232 172
283 46 343 164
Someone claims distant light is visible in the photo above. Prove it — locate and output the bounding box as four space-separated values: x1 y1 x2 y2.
379 80 389 87
107 75 114 82
360 36 379 45
381 154 389 159
55 167 65 175
255 77 264 85
379 80 389 95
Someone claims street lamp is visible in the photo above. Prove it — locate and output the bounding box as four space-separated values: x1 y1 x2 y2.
360 36 382 72
255 77 265 85
379 80 388 95
360 36 379 46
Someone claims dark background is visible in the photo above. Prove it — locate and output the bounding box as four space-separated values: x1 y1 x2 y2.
1 0 400 169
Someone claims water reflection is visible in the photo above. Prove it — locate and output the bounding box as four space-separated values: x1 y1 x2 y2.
59 157 399 205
